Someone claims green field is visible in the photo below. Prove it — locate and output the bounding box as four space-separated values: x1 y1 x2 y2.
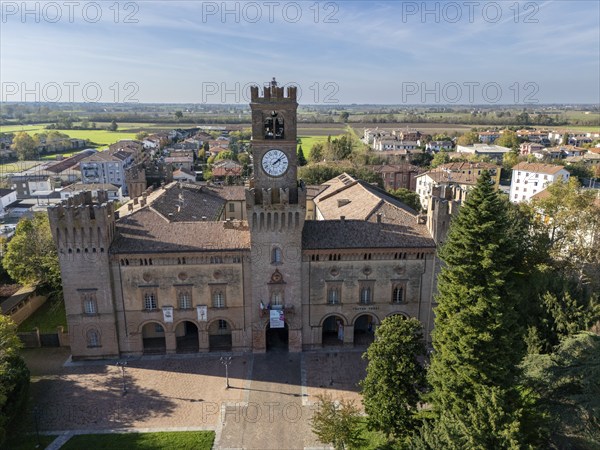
60 431 215 450
1 125 138 147
0 124 51 133
297 135 330 153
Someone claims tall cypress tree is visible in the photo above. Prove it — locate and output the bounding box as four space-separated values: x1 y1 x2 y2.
425 171 527 447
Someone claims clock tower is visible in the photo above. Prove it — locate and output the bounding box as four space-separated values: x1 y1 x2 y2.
246 78 306 352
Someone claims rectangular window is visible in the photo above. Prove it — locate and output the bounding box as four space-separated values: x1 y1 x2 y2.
144 292 157 310
212 290 225 308
327 287 340 304
84 298 97 314
229 203 235 212
392 284 406 304
179 291 192 309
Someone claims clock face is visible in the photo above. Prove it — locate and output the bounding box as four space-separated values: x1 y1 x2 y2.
261 149 289 177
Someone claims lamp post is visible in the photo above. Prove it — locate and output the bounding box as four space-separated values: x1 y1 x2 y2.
220 356 232 389
116 361 127 396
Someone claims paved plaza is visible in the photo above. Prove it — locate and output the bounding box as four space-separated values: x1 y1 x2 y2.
20 347 368 449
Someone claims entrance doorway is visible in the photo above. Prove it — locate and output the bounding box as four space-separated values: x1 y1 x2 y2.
175 321 199 353
142 322 166 354
208 319 232 351
266 322 288 351
354 314 376 346
322 315 345 347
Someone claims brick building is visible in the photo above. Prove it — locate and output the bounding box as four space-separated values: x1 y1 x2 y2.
49 80 438 359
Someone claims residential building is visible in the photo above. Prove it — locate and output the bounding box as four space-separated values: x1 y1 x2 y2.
172 168 197 183
165 155 194 171
80 142 144 195
369 164 421 191
415 169 477 210
509 162 570 203
426 141 453 152
60 183 121 201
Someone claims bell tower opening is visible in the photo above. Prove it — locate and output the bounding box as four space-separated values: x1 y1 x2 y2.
264 111 285 140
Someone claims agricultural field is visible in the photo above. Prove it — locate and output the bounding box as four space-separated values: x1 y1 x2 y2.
0 124 51 133
0 126 138 147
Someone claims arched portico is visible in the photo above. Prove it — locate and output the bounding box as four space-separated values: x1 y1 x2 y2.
321 315 346 347
141 321 166 354
208 319 232 351
175 320 199 353
353 313 379 347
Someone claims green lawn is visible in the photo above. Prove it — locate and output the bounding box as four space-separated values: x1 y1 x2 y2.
60 431 215 450
17 297 67 333
297 135 331 153
2 433 58 450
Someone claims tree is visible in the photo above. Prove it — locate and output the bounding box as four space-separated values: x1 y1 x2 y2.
520 332 600 448
388 188 421 211
0 316 29 446
502 152 520 172
214 150 237 162
310 393 363 450
135 131 149 141
175 111 183 120
309 143 324 163
2 213 61 291
456 131 480 146
107 120 118 131
426 171 529 446
297 145 307 166
12 132 37 160
325 135 353 161
360 316 426 439
495 130 521 152
430 151 450 168
237 153 250 166
339 111 350 123
531 178 600 285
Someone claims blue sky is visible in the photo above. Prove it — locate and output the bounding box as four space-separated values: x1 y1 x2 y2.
1 1 599 104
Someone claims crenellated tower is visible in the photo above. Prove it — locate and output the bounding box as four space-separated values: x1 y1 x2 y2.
48 191 120 359
246 78 306 352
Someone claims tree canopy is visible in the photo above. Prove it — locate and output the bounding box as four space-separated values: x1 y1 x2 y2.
0 316 29 446
360 316 426 439
2 213 61 291
12 132 37 160
425 170 530 447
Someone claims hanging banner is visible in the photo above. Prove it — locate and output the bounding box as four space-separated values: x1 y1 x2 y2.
270 309 285 328
197 305 208 322
163 306 174 323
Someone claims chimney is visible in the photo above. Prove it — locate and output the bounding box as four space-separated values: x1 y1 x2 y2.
376 213 382 223
340 215 345 222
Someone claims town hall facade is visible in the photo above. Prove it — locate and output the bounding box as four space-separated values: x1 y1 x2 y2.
49 80 438 359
